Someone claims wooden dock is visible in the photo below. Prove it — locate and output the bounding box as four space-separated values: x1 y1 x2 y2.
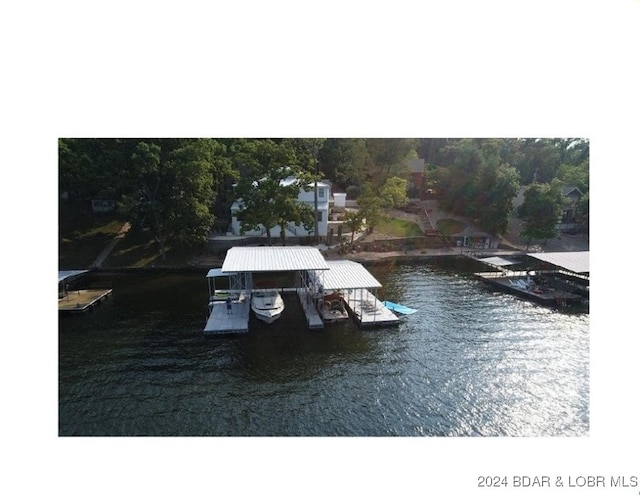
204 294 251 335
59 288 113 313
345 288 400 327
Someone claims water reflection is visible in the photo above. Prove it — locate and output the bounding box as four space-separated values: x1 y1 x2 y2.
59 264 588 436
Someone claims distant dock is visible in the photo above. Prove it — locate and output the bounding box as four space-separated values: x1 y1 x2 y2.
473 251 589 308
59 288 113 313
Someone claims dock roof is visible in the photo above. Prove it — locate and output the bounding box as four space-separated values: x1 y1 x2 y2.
320 260 382 290
58 270 89 283
221 246 330 273
528 251 589 274
478 256 519 267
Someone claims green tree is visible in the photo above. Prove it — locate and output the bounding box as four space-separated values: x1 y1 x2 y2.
365 138 417 187
358 185 384 233
318 138 369 190
231 139 315 244
475 161 520 235
380 176 408 209
343 209 364 246
121 139 222 259
518 180 564 245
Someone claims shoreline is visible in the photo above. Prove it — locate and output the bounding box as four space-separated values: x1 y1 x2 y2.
87 246 529 273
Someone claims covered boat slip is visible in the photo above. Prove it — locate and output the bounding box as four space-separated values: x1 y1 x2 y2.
205 246 330 333
308 260 400 327
474 251 589 307
204 247 401 333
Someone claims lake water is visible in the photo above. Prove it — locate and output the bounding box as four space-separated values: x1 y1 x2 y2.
58 258 589 436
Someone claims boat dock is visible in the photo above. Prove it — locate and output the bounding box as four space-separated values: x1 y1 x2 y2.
297 289 324 329
204 294 251 334
474 251 589 308
345 288 400 327
59 288 113 313
203 247 405 334
474 272 584 307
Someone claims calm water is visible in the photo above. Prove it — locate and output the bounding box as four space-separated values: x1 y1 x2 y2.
58 259 589 436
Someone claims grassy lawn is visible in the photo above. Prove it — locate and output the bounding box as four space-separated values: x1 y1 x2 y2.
436 218 466 235
376 217 423 237
104 226 196 268
59 202 125 268
59 201 196 268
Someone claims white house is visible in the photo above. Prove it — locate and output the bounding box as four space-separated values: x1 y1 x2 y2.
230 177 331 239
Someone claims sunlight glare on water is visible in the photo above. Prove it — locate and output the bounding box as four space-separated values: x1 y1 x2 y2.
59 261 588 436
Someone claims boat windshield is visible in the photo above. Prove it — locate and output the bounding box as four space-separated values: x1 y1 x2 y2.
255 290 278 298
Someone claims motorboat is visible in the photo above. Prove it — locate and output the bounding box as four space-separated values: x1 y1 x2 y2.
317 292 349 323
251 289 285 324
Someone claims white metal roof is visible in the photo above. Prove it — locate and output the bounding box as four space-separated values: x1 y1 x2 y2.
528 251 589 274
221 246 330 272
319 260 382 290
58 270 89 283
206 268 238 278
478 256 519 267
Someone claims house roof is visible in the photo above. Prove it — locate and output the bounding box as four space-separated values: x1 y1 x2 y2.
527 251 589 274
221 246 330 272
562 186 584 197
407 158 425 173
318 260 382 290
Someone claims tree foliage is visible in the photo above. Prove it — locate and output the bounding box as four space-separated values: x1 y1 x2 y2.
428 139 520 235
230 139 316 244
119 139 227 258
518 180 564 244
59 137 588 254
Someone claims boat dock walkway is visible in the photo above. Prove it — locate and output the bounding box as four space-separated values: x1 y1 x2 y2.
59 288 113 313
345 288 399 327
297 289 324 329
204 294 251 334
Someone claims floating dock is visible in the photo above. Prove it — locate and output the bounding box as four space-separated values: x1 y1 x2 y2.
204 294 251 334
59 288 113 313
474 251 589 308
474 272 584 307
203 247 404 333
297 289 324 329
345 288 399 327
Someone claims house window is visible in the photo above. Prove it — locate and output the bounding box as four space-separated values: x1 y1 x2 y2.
316 211 323 222
318 188 325 199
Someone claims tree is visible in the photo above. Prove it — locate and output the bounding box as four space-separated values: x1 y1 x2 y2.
365 138 417 187
518 180 564 245
121 139 222 259
318 138 368 190
230 139 315 244
357 185 384 233
380 176 408 210
343 209 364 247
475 161 520 235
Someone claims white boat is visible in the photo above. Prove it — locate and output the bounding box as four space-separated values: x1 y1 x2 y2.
251 289 285 324
317 292 349 323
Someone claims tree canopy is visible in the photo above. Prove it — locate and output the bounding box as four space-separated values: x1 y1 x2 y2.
59 137 588 254
518 180 565 244
229 139 318 245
